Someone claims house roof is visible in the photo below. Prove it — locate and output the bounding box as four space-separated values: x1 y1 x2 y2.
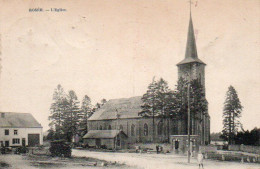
0 112 42 128
88 96 143 121
177 15 205 66
83 130 127 139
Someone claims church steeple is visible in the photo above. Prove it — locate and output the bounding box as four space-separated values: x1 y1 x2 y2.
177 10 206 87
185 15 198 59
177 14 205 65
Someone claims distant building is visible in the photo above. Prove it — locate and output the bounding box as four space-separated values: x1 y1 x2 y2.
83 130 128 149
0 112 43 147
84 12 210 150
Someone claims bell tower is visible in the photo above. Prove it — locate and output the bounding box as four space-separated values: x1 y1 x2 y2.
176 12 210 145
177 14 206 89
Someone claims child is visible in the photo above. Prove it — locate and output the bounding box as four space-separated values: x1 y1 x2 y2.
197 151 204 169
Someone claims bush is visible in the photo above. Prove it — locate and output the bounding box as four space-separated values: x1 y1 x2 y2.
49 140 72 157
15 146 29 154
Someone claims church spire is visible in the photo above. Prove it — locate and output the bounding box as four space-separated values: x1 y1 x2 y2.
185 14 198 59
177 6 205 65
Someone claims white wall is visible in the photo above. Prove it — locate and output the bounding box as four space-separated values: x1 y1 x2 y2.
0 127 43 146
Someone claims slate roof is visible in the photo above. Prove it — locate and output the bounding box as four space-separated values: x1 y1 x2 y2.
177 15 206 66
0 112 42 128
88 96 143 121
83 130 127 139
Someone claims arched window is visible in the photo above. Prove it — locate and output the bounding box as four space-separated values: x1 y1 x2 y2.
144 123 148 136
157 121 163 135
99 125 103 130
120 125 123 131
108 125 112 130
131 124 135 136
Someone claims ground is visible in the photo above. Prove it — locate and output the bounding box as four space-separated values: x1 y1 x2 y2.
0 153 133 169
0 149 259 169
72 149 260 169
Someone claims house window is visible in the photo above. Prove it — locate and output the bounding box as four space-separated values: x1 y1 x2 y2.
5 129 9 135
12 138 20 144
157 122 163 136
131 124 135 136
99 125 103 130
144 123 148 136
14 130 18 135
108 125 112 130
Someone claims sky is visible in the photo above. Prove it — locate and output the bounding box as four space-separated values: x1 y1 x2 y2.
0 0 259 133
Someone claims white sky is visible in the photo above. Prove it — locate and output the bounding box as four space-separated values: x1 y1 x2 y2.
0 0 259 132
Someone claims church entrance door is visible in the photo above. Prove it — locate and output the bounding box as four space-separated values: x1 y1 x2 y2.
95 139 101 148
175 140 179 149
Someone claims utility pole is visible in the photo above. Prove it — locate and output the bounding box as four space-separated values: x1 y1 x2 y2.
115 109 120 150
187 83 191 163
187 0 192 163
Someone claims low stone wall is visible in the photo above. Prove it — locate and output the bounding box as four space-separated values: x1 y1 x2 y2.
241 145 260 154
228 145 260 154
228 145 240 151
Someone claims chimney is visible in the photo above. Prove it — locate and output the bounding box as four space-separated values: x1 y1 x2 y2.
1 113 5 118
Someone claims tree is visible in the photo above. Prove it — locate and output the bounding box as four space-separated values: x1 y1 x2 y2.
234 127 260 145
156 78 173 142
221 86 243 144
46 128 55 141
210 132 223 141
140 77 177 142
139 78 159 142
63 90 81 142
49 84 67 139
173 77 208 142
80 95 93 136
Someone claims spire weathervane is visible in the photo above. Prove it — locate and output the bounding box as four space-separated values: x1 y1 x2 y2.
190 0 191 15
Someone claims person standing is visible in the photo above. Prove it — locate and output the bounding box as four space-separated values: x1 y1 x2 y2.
197 151 204 169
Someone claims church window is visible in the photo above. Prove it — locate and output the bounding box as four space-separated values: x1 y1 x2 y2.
144 123 148 136
120 125 123 131
99 125 103 130
157 122 163 135
108 125 112 130
131 124 135 136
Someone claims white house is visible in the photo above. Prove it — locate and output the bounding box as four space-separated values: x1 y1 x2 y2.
0 112 43 147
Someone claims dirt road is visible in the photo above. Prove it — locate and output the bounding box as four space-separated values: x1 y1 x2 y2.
72 149 260 169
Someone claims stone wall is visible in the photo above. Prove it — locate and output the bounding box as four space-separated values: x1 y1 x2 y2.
229 145 260 154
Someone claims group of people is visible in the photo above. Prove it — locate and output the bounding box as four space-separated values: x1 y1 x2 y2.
155 145 163 154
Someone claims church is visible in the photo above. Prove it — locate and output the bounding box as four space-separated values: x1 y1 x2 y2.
83 13 210 150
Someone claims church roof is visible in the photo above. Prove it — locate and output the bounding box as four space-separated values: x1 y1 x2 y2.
177 15 206 66
83 130 127 139
0 112 42 128
88 96 142 121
